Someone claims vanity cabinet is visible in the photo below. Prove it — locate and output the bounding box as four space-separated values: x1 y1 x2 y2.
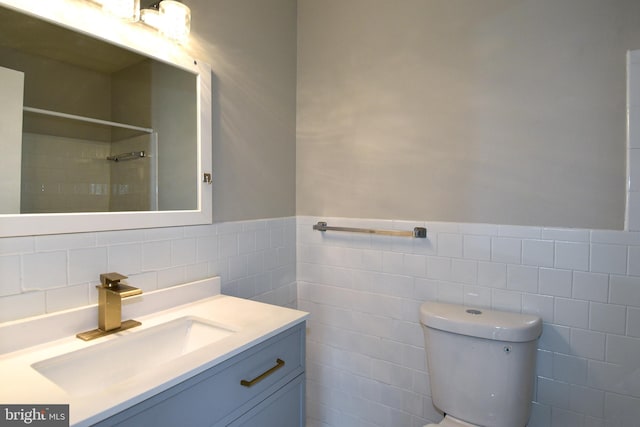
94 322 305 427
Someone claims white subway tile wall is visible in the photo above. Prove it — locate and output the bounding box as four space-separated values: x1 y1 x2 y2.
298 216 640 427
0 217 297 323
2 214 640 426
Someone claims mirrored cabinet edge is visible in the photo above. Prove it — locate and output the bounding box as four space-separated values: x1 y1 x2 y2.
0 0 213 237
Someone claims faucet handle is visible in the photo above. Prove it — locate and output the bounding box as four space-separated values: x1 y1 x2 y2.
100 272 128 287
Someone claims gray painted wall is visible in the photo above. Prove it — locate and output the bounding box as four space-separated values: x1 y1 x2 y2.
297 0 640 229
187 0 298 222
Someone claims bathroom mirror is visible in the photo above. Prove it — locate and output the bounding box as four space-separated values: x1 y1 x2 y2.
0 1 212 236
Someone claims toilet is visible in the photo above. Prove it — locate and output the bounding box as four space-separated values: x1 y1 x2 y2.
419 301 542 427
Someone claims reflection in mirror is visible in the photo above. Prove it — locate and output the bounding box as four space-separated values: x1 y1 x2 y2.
0 4 197 214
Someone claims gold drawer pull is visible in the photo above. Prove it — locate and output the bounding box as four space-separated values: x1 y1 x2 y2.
240 358 285 387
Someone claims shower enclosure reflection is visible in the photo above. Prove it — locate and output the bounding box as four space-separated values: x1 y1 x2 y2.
20 109 158 213
0 4 197 214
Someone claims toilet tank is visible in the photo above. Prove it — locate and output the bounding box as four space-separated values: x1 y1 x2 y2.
420 302 542 427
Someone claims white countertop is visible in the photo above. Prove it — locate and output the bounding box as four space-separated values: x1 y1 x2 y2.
0 277 308 426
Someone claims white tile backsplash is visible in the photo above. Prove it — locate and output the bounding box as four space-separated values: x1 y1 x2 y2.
553 353 587 385
36 233 96 251
539 323 571 354
539 267 573 297
437 281 464 304
551 408 585 427
69 248 107 286
569 384 605 418
142 240 171 271
22 251 68 290
477 261 507 288
537 377 570 409
529 402 552 427
522 293 554 323
498 224 542 239
218 232 239 259
570 328 606 360
572 271 609 302
491 237 522 264
463 284 492 308
154 268 187 292
0 218 297 322
542 228 590 242
228 254 249 280
451 258 477 285
609 274 640 307
237 231 256 255
3 214 640 426
458 222 499 236
554 297 589 328
507 264 539 293
590 243 627 274
426 256 451 281
0 237 35 255
629 246 640 276
107 243 142 274
605 334 640 365
414 278 438 301
143 227 183 242
170 238 197 267
491 288 523 312
536 349 553 377
0 255 21 297
589 302 626 334
404 254 427 278
555 241 590 271
298 215 640 426
0 292 46 323
628 307 640 337
45 283 90 313
462 234 491 260
382 251 404 275
96 229 146 246
590 230 640 245
436 233 463 258
604 392 640 426
522 239 555 267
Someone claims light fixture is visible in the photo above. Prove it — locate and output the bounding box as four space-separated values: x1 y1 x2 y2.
140 7 162 29
98 0 140 22
140 1 191 44
159 1 190 44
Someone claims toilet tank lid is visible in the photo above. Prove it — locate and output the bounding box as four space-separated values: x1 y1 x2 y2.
419 302 542 342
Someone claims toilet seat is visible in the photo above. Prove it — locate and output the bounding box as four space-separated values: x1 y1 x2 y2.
424 415 478 427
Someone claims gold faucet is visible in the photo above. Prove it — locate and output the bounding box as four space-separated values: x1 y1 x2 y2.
77 273 143 341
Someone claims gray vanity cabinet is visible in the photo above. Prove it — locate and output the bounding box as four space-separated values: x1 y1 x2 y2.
95 322 305 427
227 374 304 427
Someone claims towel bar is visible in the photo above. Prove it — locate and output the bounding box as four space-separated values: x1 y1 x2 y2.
312 221 427 238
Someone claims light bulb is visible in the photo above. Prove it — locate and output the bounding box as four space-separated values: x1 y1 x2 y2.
140 8 162 30
102 0 140 22
159 0 191 44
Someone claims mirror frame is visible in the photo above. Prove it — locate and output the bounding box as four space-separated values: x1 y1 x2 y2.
0 0 212 237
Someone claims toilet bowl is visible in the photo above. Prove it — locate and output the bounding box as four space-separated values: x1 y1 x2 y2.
420 301 542 427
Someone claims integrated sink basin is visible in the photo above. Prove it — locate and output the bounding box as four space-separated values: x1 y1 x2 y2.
31 316 236 396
